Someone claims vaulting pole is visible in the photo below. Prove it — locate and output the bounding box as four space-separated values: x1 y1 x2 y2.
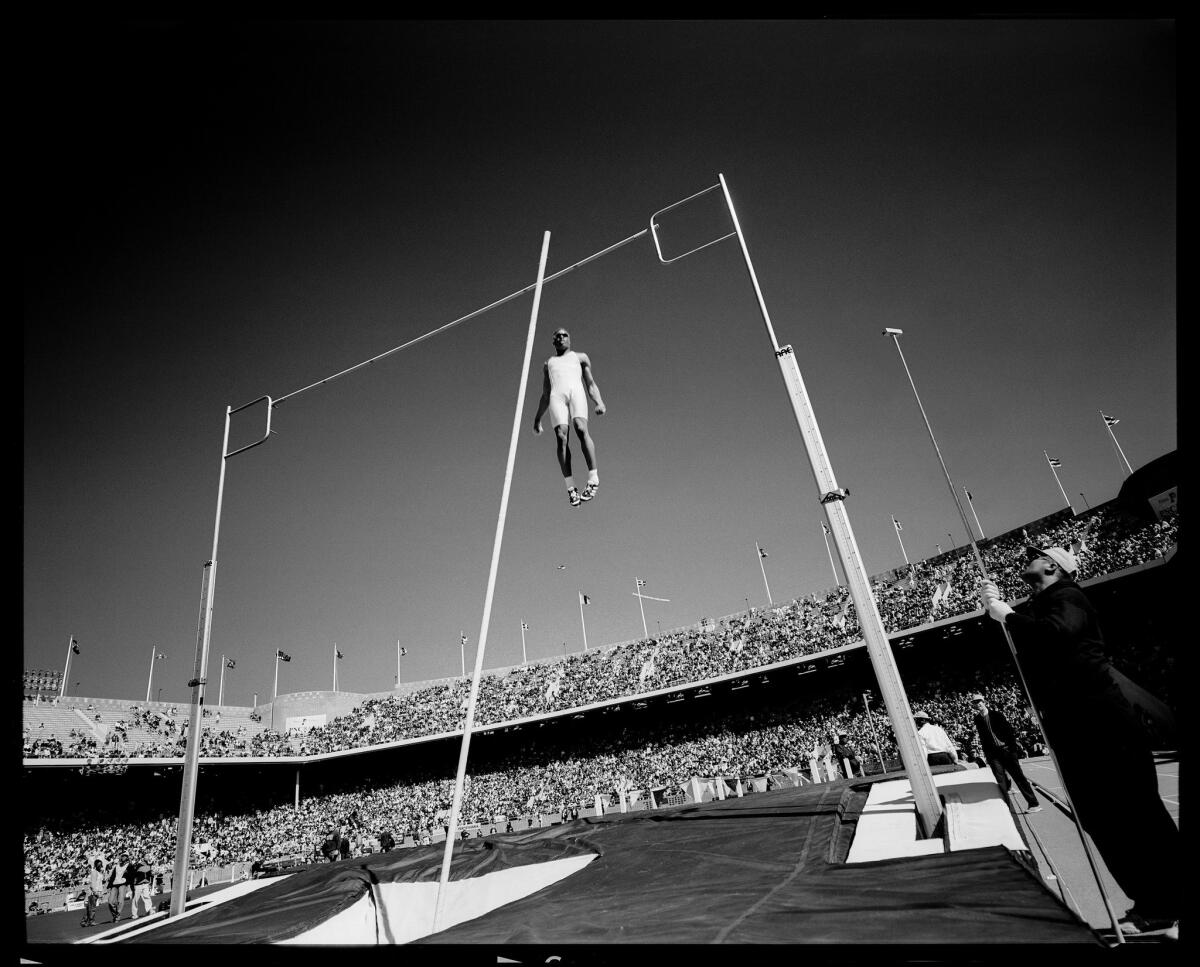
432 231 551 934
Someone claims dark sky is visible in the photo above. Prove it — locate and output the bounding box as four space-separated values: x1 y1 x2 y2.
24 20 1175 703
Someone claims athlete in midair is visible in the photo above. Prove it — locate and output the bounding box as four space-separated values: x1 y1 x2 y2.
532 328 606 506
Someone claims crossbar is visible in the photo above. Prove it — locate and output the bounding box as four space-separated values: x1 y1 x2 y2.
263 228 650 411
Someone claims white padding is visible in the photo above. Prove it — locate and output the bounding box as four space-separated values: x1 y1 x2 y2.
283 853 596 945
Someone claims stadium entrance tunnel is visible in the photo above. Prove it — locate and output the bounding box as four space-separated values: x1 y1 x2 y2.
114 772 1099 945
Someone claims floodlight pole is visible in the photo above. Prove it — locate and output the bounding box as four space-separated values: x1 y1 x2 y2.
717 172 942 837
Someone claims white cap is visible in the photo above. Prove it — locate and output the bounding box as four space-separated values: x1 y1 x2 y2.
1025 545 1078 577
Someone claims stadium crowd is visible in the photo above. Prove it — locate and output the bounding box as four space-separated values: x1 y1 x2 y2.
25 661 1036 895
23 504 1177 764
23 503 1177 898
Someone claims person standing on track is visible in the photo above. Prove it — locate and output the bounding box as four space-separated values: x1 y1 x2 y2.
533 328 606 507
980 545 1179 938
969 693 1041 812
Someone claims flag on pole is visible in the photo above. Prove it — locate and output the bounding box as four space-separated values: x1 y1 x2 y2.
1102 413 1120 427
892 517 903 532
821 522 830 536
277 650 291 662
964 489 973 501
71 639 80 655
579 592 590 606
155 652 165 660
335 648 344 660
399 647 408 657
226 658 236 669
461 633 468 645
636 579 646 588
758 547 768 558
1047 456 1062 468
521 622 529 630
556 564 567 570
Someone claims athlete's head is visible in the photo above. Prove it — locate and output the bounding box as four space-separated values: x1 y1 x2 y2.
551 328 571 352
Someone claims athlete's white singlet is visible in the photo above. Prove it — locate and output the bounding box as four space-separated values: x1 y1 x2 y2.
546 351 588 427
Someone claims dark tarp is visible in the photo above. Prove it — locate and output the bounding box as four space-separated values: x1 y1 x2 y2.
128 776 1100 945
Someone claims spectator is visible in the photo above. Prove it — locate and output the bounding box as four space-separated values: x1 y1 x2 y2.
830 733 863 778
105 854 129 923
912 711 959 766
968 694 1040 812
129 853 154 919
80 858 105 927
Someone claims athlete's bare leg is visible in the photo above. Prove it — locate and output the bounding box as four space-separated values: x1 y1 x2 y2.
554 424 573 478
572 417 597 472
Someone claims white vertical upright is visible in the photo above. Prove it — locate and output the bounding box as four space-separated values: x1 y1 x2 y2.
145 646 159 703
171 413 229 917
717 172 942 836
433 230 552 934
964 486 985 540
60 636 75 698
1102 412 1133 477
218 656 226 706
1044 450 1074 512
821 523 840 588
755 542 773 604
892 516 911 567
578 593 589 652
635 578 648 639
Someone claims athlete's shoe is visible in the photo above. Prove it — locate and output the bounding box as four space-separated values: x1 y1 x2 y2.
1026 804 1042 813
580 481 598 502
568 488 582 507
1119 907 1179 939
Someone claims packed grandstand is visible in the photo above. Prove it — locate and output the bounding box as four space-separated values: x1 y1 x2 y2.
23 496 1177 911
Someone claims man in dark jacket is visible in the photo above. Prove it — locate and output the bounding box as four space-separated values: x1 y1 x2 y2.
981 545 1179 937
968 693 1040 812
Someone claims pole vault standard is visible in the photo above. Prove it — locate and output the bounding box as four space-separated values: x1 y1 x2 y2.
709 173 944 836
432 231 552 933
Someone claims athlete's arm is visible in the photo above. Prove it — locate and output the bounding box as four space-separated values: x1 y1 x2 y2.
532 362 551 434
579 353 606 415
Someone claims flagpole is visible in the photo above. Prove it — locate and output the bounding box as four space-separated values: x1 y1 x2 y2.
964 486 985 540
520 622 528 665
61 636 74 699
146 646 158 703
1044 450 1073 512
332 643 337 692
460 632 466 677
434 230 551 934
219 656 226 707
396 640 401 686
1102 412 1133 477
579 594 589 652
274 653 279 701
821 525 840 588
892 517 910 567
635 578 648 639
755 543 772 604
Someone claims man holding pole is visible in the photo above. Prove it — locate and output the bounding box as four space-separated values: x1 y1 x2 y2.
533 329 605 507
980 545 1179 938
